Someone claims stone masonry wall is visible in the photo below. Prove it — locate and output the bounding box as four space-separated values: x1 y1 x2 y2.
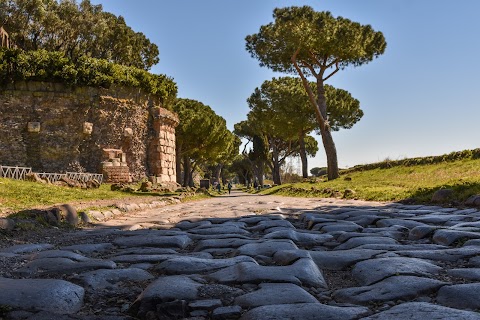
0 81 178 183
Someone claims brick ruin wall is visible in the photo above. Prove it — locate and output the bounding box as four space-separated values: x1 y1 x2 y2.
0 81 179 184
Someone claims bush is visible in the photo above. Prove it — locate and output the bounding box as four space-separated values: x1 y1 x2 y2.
344 148 480 174
0 48 177 107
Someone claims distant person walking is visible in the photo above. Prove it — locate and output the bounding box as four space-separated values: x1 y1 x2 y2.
216 182 221 193
227 182 232 194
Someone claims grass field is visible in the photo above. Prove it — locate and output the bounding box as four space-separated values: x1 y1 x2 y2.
259 158 480 204
0 179 193 215
2 155 480 214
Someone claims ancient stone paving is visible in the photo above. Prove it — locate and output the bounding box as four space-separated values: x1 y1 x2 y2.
2 191 480 319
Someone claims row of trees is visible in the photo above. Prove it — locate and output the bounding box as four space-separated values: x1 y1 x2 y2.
1 1 387 186
234 77 363 185
244 6 386 181
174 99 240 187
161 6 387 187
0 0 158 70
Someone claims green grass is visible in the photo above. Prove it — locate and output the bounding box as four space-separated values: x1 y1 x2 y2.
259 158 480 204
0 178 173 214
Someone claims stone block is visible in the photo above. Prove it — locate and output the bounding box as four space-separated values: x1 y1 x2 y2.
83 122 93 135
28 122 41 132
124 127 133 137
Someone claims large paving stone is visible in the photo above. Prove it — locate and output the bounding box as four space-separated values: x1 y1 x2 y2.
111 252 211 264
337 231 404 243
333 276 447 305
263 229 333 246
156 255 256 274
113 234 192 249
447 268 480 281
362 302 480 320
376 218 426 229
334 236 398 250
408 225 442 240
129 275 202 317
305 249 385 270
316 223 363 233
194 238 257 251
208 258 327 288
188 224 249 235
0 244 54 254
75 268 154 290
432 229 480 246
234 283 318 307
405 214 470 225
437 283 480 310
0 277 84 314
352 257 442 285
248 219 294 231
61 243 115 254
396 246 480 262
175 220 212 230
240 303 370 320
236 240 298 257
110 247 178 256
28 250 90 261
345 215 382 227
13 257 116 276
239 215 285 224
354 243 447 251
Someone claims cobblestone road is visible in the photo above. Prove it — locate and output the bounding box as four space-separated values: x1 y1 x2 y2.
2 190 480 319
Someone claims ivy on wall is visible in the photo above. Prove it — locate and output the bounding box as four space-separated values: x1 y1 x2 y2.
0 48 177 108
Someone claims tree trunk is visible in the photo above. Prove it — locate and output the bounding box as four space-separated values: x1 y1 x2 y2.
183 155 191 187
214 164 222 183
291 51 340 181
271 143 282 185
251 159 264 188
176 143 182 184
189 166 195 188
299 132 308 178
320 129 339 180
317 80 339 180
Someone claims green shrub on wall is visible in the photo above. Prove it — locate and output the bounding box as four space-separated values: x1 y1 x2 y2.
0 48 177 107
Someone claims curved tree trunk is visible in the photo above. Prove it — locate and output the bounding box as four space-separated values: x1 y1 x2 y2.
292 50 340 180
317 80 339 180
299 132 308 178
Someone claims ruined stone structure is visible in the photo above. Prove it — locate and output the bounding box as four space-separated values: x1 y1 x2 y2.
0 81 179 185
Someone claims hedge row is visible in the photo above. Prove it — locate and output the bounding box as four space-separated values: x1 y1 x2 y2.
0 48 177 107
344 149 480 173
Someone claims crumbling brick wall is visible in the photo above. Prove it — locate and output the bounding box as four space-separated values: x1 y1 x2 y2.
0 81 178 183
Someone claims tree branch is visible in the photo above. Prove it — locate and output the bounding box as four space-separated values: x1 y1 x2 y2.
299 60 318 78
325 58 339 69
323 64 340 82
308 50 324 67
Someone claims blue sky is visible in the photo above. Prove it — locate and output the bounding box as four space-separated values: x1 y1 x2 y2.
91 0 480 169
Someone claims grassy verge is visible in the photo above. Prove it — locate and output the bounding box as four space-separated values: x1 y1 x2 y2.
0 178 199 214
259 158 480 204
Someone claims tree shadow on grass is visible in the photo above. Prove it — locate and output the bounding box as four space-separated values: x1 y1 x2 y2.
403 181 480 206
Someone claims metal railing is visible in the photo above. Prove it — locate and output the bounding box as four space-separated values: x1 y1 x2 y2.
36 172 67 183
66 172 104 184
0 165 103 184
0 166 32 180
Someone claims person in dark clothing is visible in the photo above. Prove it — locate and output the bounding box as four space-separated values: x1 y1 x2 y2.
227 182 232 194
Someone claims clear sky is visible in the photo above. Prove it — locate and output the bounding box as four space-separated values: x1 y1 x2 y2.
91 0 480 169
